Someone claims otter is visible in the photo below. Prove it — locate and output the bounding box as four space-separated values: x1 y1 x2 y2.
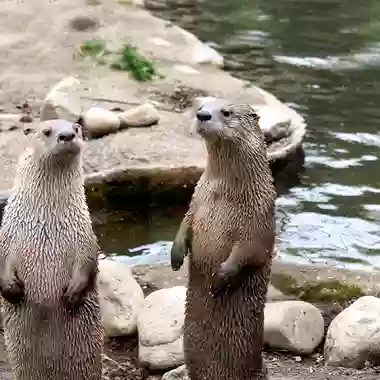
0 119 103 380
170 99 276 380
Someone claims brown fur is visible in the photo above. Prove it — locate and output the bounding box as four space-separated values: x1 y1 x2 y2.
171 100 276 380
0 119 103 380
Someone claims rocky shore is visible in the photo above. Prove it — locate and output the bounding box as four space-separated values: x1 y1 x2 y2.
0 0 305 214
0 1 378 380
97 258 380 379
0 258 378 380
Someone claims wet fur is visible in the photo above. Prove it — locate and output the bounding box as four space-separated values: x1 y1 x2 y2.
0 120 103 380
171 103 276 380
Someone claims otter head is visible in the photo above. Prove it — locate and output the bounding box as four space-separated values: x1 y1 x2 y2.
194 98 261 144
23 119 83 163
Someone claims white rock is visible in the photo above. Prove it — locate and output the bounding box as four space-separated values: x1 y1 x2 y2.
149 37 173 47
40 76 82 122
191 42 224 67
98 259 144 337
117 103 160 128
257 105 292 140
138 286 186 370
162 364 189 380
0 114 22 122
264 301 324 354
82 107 121 138
173 64 200 75
324 296 380 368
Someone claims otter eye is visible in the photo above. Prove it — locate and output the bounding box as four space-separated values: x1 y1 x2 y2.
74 125 79 133
221 108 231 117
42 128 51 137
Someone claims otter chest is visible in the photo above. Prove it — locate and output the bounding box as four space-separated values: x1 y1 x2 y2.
191 193 242 260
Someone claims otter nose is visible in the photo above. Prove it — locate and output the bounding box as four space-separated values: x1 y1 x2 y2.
58 131 75 142
196 110 212 122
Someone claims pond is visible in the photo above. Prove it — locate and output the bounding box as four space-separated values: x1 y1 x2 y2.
96 0 380 271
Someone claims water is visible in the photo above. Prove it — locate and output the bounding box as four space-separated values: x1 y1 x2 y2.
98 0 380 270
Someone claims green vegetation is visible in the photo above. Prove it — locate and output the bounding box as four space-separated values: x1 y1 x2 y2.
271 274 365 303
78 38 158 82
110 45 156 82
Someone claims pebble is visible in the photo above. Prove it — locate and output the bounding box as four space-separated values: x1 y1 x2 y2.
117 103 160 128
81 107 121 138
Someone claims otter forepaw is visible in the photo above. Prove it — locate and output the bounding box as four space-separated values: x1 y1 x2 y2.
210 261 239 298
0 270 25 305
170 241 187 271
63 273 90 308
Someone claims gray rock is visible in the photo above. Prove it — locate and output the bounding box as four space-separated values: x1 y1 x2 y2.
137 286 186 370
264 301 324 355
324 296 380 368
117 103 160 128
98 259 144 337
162 365 189 380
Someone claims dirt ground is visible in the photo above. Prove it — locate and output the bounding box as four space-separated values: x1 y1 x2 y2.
0 329 377 380
99 301 380 380
99 299 380 380
102 336 380 380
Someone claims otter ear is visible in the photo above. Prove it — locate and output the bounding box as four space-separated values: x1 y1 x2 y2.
23 126 35 136
76 116 91 140
249 106 260 123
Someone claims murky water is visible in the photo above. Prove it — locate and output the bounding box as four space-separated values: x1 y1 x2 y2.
98 0 380 270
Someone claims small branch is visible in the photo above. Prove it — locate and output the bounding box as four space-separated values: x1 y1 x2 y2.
101 353 126 370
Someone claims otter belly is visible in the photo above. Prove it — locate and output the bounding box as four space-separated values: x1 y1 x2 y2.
184 263 271 380
2 290 102 380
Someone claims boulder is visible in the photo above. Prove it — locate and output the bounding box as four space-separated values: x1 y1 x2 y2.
324 296 380 368
137 286 186 370
98 259 144 337
264 300 324 354
162 364 189 380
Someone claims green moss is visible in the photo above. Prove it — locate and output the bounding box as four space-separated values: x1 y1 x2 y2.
79 38 109 57
110 44 157 82
77 38 159 82
271 274 365 303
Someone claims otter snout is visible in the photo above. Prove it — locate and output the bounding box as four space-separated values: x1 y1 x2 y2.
58 131 76 142
196 110 212 122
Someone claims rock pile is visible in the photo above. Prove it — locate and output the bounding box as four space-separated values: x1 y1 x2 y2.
96 259 380 378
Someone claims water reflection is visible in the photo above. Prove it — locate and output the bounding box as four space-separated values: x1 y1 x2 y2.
99 0 380 269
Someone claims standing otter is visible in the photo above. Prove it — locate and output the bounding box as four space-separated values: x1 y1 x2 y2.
171 99 276 380
0 119 103 380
